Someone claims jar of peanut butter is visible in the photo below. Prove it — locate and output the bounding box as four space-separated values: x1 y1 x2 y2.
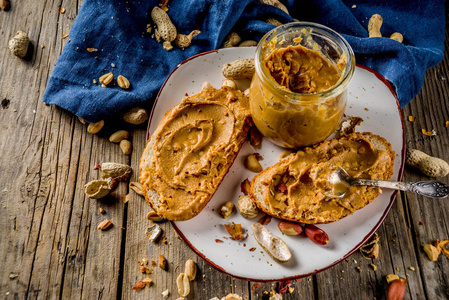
250 22 355 148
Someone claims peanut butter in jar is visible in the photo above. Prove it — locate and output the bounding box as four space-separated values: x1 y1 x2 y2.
250 22 355 148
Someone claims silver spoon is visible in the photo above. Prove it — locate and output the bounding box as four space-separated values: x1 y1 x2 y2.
328 168 449 199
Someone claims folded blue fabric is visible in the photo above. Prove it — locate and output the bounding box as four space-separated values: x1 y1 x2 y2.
42 0 445 123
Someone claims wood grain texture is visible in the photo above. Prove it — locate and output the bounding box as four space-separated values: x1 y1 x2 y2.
0 1 448 299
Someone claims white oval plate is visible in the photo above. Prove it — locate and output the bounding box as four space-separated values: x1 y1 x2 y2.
147 47 405 281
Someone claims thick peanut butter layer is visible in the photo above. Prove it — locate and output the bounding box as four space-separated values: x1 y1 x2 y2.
265 44 341 94
257 132 394 224
140 87 251 221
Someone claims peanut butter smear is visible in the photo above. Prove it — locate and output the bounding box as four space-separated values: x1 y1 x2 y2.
265 44 341 94
258 132 394 224
140 87 251 221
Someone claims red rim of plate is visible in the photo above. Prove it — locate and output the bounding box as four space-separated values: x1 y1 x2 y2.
145 49 406 282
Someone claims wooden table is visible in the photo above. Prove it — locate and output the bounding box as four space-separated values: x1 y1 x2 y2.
1 2 448 299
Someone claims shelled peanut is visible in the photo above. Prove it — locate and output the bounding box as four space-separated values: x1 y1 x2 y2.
120 140 132 155
123 107 149 125
176 273 190 297
176 259 197 297
222 79 237 89
117 75 130 89
109 130 129 143
87 120 104 134
184 259 197 281
278 221 303 235
99 72 113 86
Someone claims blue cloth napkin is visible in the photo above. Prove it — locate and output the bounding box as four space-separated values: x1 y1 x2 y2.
42 0 445 123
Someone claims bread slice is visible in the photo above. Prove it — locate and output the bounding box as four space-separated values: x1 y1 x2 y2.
250 132 395 224
140 86 251 221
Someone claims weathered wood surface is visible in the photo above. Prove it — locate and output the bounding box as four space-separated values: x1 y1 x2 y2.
0 1 448 299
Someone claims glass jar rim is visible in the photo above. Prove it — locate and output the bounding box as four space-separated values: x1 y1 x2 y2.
255 21 356 104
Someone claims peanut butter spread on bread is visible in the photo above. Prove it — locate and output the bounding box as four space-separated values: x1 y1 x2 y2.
251 132 394 224
140 87 251 221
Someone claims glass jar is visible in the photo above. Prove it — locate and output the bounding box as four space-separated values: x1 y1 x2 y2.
249 22 355 148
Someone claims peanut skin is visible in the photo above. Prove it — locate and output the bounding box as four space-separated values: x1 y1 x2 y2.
387 278 407 300
406 149 449 177
304 224 329 245
278 221 303 235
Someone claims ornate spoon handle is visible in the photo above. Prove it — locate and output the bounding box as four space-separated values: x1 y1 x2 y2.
349 178 449 199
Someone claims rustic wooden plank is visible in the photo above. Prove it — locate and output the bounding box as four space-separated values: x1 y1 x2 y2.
0 0 127 299
399 26 449 299
315 251 378 299
122 128 166 300
79 135 128 300
0 0 84 298
314 183 431 300
380 194 428 299
232 279 250 299
403 15 449 297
